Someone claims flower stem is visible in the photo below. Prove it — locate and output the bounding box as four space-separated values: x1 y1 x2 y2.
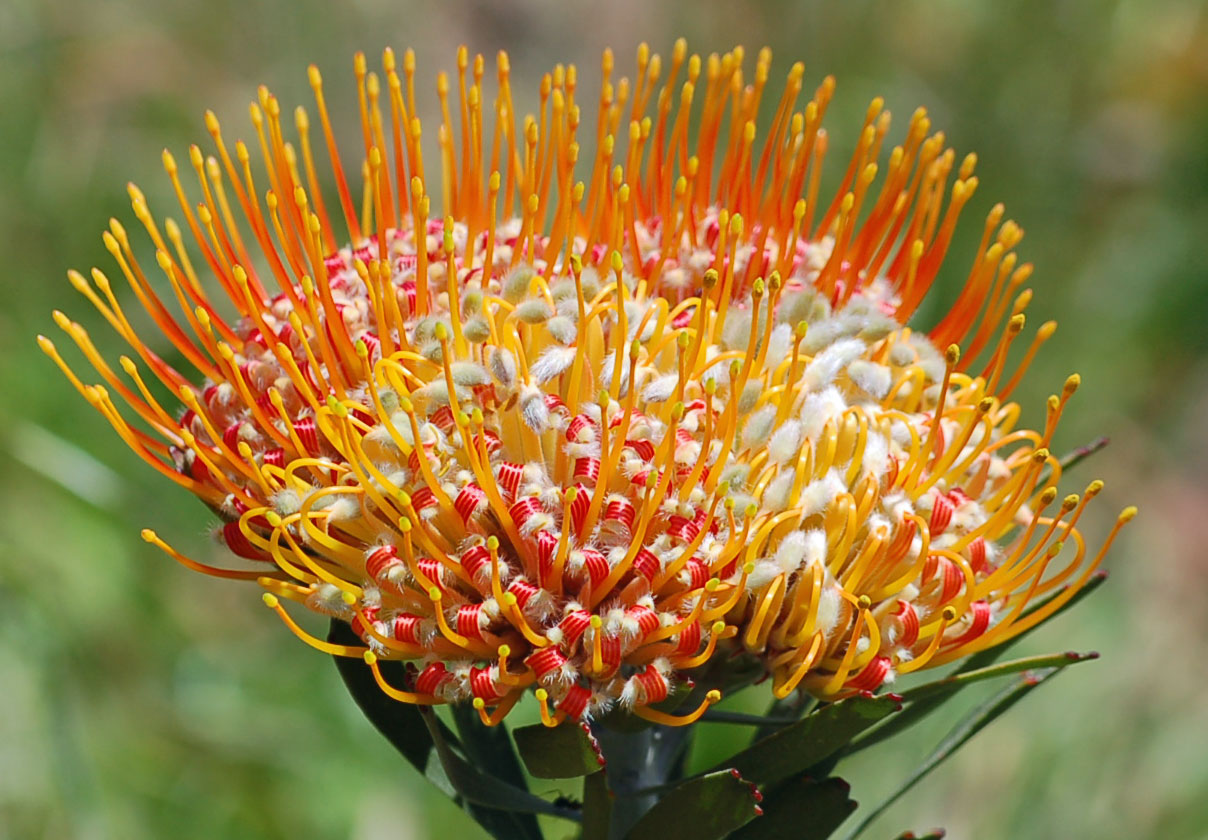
594 724 693 839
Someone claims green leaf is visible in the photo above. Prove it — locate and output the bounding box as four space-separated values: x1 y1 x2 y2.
329 620 575 832
513 721 606 778
581 771 612 840
327 619 455 796
848 571 1108 754
449 704 544 840
417 705 581 824
624 769 763 840
730 777 856 840
893 650 1097 706
841 668 1065 839
699 710 801 726
709 694 900 787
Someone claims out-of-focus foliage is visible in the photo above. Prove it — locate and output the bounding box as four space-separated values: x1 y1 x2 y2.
2 1 1206 837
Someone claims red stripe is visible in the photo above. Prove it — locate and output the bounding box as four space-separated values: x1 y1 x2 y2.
846 656 892 692
418 558 444 591
536 530 558 575
349 605 379 639
582 549 609 586
222 521 265 561
392 614 422 645
929 495 954 536
666 515 700 543
569 484 591 533
410 486 438 511
415 662 451 695
496 462 524 499
509 496 544 527
599 634 621 670
566 414 594 441
508 579 539 608
627 439 656 460
559 610 593 646
894 600 920 648
683 558 709 590
939 558 963 603
460 544 491 578
949 600 992 646
470 668 500 702
627 606 660 638
457 605 486 640
633 548 660 581
676 620 702 655
604 498 636 531
365 546 401 580
430 406 455 432
573 457 601 482
293 417 319 455
526 646 568 679
454 484 487 522
222 422 242 450
968 537 987 573
887 518 917 563
558 685 592 719
635 665 669 704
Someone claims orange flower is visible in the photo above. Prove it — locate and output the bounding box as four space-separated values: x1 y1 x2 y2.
40 41 1134 726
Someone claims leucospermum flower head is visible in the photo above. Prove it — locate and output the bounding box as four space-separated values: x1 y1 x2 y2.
42 41 1136 728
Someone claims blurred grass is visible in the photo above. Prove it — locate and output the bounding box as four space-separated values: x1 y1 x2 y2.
2 0 1207 837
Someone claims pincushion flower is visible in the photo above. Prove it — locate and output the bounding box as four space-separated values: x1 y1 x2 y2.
40 41 1134 732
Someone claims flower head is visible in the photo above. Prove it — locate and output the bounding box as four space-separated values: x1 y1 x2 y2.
41 42 1134 726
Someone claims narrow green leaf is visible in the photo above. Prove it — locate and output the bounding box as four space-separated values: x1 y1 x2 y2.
894 650 1097 706
849 572 1108 754
624 769 763 840
417 705 581 824
513 721 606 778
750 691 816 744
730 777 856 840
449 704 543 840
581 771 612 840
327 619 455 796
709 695 900 787
700 710 800 726
841 668 1065 839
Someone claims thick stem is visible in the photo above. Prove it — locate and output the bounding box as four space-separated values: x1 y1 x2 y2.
594 724 693 840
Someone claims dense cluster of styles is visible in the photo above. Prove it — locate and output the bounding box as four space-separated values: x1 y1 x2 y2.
41 41 1134 728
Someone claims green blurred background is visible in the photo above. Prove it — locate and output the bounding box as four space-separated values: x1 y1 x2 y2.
2 0 1207 837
